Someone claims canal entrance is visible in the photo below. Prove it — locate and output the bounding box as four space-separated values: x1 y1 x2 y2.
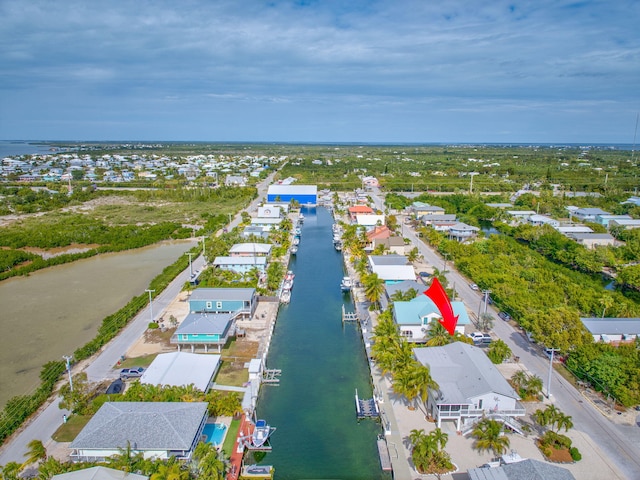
255 207 391 479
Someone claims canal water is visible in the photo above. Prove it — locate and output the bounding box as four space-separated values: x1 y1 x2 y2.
256 207 391 479
0 239 197 408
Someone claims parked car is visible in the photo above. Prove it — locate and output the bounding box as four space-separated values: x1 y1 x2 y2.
106 378 125 394
498 311 511 321
469 283 479 291
467 332 492 344
119 367 145 379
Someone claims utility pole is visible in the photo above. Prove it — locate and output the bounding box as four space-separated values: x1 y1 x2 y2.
483 290 491 314
63 355 73 392
186 252 194 276
145 289 155 323
547 348 557 398
201 236 206 257
443 253 449 273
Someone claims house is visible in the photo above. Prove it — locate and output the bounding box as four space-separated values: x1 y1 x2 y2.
242 226 270 239
229 243 272 257
257 205 283 218
448 222 480 242
141 352 221 390
189 287 257 319
430 219 459 232
580 317 640 344
381 280 425 309
52 467 149 480
595 214 632 227
373 236 405 255
70 402 208 462
355 214 385 227
361 176 379 187
421 214 457 226
267 184 317 205
409 202 445 217
368 255 415 283
366 225 392 242
506 210 536 222
348 205 374 221
413 342 525 432
555 225 594 235
224 175 246 187
212 256 267 274
250 217 283 231
392 294 470 341
572 207 610 222
621 196 640 207
468 459 576 480
567 233 616 249
171 313 233 352
609 218 640 230
527 214 560 227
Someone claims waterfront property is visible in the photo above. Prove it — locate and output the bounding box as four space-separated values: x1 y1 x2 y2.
368 254 415 283
409 201 445 218
413 343 525 432
189 288 257 319
52 467 148 480
468 458 576 480
229 243 272 257
141 352 221 391
171 313 233 352
393 295 470 340
448 222 480 242
250 217 283 231
567 232 616 249
70 402 208 462
212 256 267 274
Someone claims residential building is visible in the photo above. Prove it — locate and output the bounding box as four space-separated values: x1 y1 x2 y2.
52 467 148 480
228 243 272 257
449 222 480 242
368 255 415 283
70 402 208 462
141 352 220 390
580 317 640 344
373 236 405 255
224 175 246 186
567 233 616 249
572 207 610 222
413 342 525 432
348 205 374 222
392 295 470 341
355 214 385 227
527 214 560 227
212 256 267 274
257 205 283 218
250 217 283 231
409 202 445 217
506 210 536 222
609 218 640 230
421 214 457 226
555 225 594 235
171 313 233 353
595 214 633 227
468 459 576 480
188 287 257 319
241 226 270 239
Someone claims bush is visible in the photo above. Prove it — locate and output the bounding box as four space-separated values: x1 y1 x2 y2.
148 322 159 329
570 446 582 461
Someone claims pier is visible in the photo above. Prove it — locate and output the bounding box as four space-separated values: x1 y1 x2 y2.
355 388 380 419
342 304 359 323
262 369 281 385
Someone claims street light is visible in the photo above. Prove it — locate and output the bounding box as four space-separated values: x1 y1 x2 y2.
546 348 557 398
201 236 206 257
63 355 73 392
443 253 449 273
186 252 194 276
145 289 155 323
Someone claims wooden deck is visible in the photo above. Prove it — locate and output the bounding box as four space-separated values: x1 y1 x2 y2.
377 436 393 471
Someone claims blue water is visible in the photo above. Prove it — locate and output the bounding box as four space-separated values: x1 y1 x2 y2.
256 207 390 479
202 423 227 446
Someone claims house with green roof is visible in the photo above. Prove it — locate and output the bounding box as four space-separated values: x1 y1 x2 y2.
392 294 470 341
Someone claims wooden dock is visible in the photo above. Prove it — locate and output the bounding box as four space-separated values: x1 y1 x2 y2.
377 436 392 471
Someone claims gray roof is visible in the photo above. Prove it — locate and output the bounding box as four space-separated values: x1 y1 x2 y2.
189 288 255 302
581 318 640 335
177 312 232 335
422 214 457 222
413 343 519 404
52 467 148 480
568 233 614 240
385 280 425 298
574 207 609 215
468 459 576 480
368 254 409 266
70 402 208 451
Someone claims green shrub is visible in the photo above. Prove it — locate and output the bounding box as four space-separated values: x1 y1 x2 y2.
570 446 582 461
148 322 159 329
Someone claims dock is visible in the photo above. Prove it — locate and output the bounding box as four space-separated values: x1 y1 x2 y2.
262 369 281 385
377 435 392 471
342 304 359 323
355 388 380 419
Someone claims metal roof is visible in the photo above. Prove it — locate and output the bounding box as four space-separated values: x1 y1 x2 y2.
70 402 208 451
468 459 576 480
413 343 519 404
141 352 220 391
229 243 272 254
213 256 267 266
176 312 232 335
189 288 255 301
52 467 148 480
581 317 640 335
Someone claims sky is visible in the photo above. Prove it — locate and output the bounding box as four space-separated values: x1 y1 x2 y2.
1 0 639 144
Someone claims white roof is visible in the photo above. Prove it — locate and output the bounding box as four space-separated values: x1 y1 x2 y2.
371 264 416 281
141 352 220 391
229 243 272 254
555 226 594 234
53 467 148 480
356 214 385 226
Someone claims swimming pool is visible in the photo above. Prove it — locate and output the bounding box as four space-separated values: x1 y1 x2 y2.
202 423 228 446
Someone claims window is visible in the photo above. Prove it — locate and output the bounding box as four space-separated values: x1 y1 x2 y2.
205 301 212 309
478 399 483 409
216 301 223 309
400 330 413 338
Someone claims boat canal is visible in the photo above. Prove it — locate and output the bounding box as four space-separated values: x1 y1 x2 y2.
255 207 392 479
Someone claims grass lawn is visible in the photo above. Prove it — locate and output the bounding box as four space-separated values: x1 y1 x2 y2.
222 418 240 457
117 353 158 369
216 360 249 387
51 415 92 442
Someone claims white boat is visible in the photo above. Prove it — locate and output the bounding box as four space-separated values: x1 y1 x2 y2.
252 419 272 448
285 271 295 281
299 214 305 223
340 276 353 291
291 246 298 255
294 227 302 235
334 241 342 252
280 289 291 304
293 237 300 246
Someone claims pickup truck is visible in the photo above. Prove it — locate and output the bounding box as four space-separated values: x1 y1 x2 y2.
119 367 145 379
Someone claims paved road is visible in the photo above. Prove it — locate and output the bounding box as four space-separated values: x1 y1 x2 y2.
0 174 277 466
373 189 640 479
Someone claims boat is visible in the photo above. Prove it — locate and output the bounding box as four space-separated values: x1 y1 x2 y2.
299 213 305 223
334 241 342 251
252 419 272 448
293 237 300 246
283 279 293 290
291 246 298 255
280 289 291 304
285 271 295 281
294 227 302 236
340 276 353 292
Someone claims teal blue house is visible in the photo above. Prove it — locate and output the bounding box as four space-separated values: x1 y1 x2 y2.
171 313 232 353
393 295 470 343
189 288 257 320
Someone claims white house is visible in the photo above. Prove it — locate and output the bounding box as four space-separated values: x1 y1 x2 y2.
527 214 560 227
393 295 471 341
229 243 272 257
368 255 415 283
70 402 208 462
413 342 525 432
356 214 385 227
568 233 616 249
572 207 610 222
212 256 267 273
257 205 283 218
141 352 221 392
581 317 640 344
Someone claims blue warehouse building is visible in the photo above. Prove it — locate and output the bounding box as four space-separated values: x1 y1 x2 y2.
267 184 317 205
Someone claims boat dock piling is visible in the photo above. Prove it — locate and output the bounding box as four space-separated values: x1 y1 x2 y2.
262 369 281 385
342 304 359 323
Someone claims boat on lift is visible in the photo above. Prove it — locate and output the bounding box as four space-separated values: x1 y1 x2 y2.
252 419 274 448
340 276 353 292
280 289 291 304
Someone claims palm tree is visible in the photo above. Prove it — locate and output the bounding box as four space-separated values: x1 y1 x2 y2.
22 439 47 468
524 375 543 398
407 247 420 263
150 461 189 480
510 370 529 394
487 339 512 364
477 312 495 332
426 320 452 346
472 419 510 456
362 272 385 306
